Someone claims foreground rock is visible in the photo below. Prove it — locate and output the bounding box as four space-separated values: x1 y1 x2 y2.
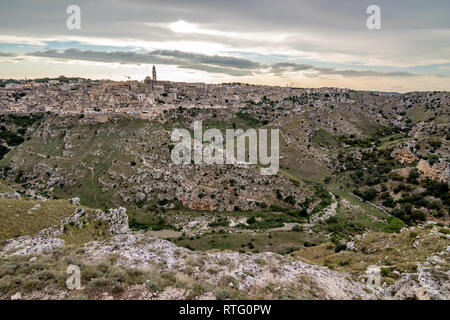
82 233 377 300
1 235 64 256
1 206 129 255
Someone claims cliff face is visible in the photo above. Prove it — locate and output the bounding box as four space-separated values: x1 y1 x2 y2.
0 115 315 212
417 159 450 184
392 148 418 164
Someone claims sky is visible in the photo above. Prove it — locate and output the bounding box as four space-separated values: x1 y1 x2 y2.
0 0 449 92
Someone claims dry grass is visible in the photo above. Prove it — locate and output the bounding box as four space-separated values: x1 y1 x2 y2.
0 198 79 241
294 226 449 276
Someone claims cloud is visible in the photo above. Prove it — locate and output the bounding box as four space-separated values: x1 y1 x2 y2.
0 35 46 46
28 48 420 79
28 48 259 76
150 50 261 69
315 68 416 78
0 52 16 57
270 62 417 77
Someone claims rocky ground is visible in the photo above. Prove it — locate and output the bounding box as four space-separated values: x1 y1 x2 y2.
0 204 448 300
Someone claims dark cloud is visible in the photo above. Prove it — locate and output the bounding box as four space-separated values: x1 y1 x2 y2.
28 48 258 76
0 52 16 57
314 67 416 78
28 48 418 78
150 50 261 69
270 62 416 77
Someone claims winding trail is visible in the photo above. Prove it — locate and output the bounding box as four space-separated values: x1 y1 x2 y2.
307 193 338 226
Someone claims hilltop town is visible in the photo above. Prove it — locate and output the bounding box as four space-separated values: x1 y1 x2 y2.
1 66 365 118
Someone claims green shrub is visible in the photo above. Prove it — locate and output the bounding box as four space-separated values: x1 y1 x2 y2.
275 189 283 200
215 289 231 300
0 145 10 159
390 172 404 181
382 196 395 208
380 267 390 277
246 216 256 224
284 195 295 204
290 177 300 187
361 188 377 201
409 231 418 238
208 217 229 227
411 210 426 221
406 169 419 184
146 280 163 292
334 243 347 253
384 218 405 233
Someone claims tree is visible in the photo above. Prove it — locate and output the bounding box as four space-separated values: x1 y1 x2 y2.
406 169 419 184
361 188 377 201
411 210 426 221
382 196 395 208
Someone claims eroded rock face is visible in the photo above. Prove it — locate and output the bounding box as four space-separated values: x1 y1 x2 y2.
0 191 21 199
1 224 448 300
81 233 378 300
178 195 218 211
417 159 449 183
386 267 450 300
391 148 418 165
391 167 411 178
1 235 64 256
103 207 129 234
1 206 129 256
39 207 129 237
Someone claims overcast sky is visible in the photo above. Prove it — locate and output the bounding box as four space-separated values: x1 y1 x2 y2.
0 0 449 92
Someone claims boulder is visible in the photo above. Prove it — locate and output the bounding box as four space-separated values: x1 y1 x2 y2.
417 159 449 183
70 197 81 205
11 292 22 300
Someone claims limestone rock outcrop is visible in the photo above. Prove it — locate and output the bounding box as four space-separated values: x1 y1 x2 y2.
391 148 418 165
417 159 449 183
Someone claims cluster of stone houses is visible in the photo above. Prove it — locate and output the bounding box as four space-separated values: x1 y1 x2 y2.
0 72 357 118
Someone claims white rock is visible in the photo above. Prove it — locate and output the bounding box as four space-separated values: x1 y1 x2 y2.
11 292 22 300
2 236 64 256
0 191 21 199
70 197 81 205
427 256 443 265
346 242 356 251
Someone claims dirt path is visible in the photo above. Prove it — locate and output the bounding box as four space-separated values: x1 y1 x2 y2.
144 230 182 238
266 222 299 232
24 150 67 161
308 193 338 226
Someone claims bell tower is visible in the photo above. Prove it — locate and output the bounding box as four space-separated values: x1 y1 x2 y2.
152 65 157 82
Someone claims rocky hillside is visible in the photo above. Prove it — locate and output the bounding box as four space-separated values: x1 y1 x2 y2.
0 88 448 300
0 198 448 300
